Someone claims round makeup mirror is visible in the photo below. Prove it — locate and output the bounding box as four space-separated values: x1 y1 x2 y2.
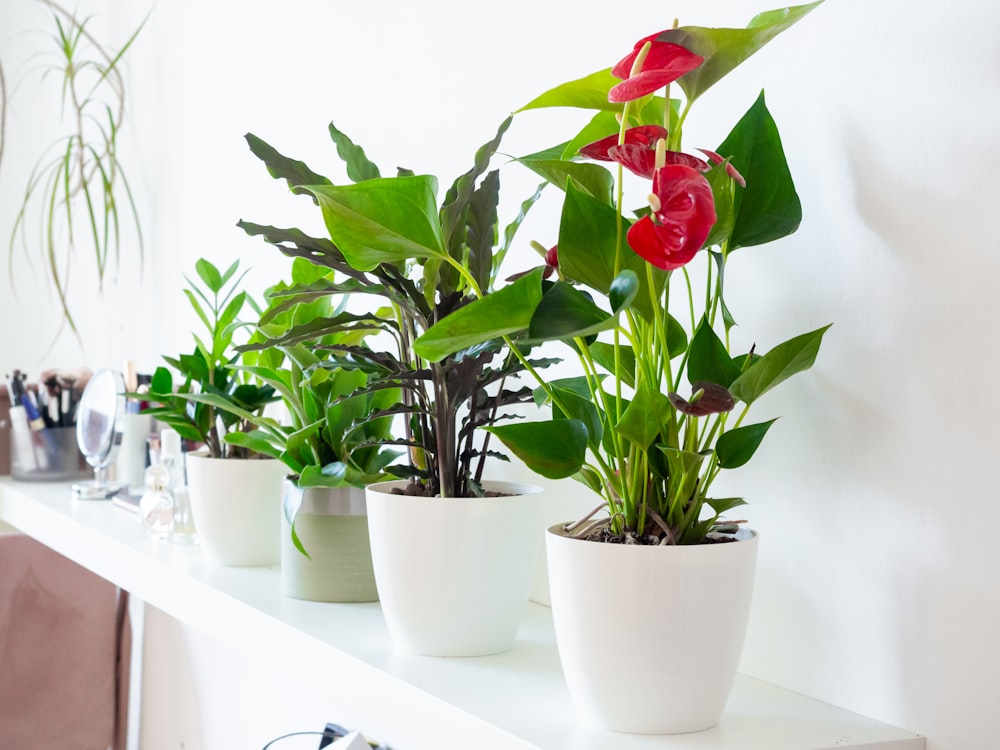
71 368 126 500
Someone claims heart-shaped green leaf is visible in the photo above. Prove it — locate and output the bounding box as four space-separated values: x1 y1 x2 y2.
485 419 588 479
715 419 777 469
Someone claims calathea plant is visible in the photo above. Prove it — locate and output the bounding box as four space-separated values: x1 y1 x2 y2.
141 258 277 458
415 2 828 543
238 117 588 497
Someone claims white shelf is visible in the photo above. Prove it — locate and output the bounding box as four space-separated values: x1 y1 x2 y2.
0 477 924 750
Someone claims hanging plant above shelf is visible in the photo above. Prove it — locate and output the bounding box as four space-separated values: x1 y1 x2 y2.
7 0 148 341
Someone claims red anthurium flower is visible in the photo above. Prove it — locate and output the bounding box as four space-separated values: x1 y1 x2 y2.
580 126 668 162
627 165 716 270
697 148 747 188
609 33 703 104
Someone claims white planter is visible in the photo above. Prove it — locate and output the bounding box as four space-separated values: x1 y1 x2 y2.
185 452 287 566
281 481 377 602
546 524 759 734
366 480 542 657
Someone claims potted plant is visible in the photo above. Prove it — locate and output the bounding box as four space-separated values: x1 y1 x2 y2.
223 257 401 602
141 257 285 566
238 120 586 655
414 1 827 732
7 1 146 341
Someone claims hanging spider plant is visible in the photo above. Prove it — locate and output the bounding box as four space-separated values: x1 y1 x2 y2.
8 1 147 339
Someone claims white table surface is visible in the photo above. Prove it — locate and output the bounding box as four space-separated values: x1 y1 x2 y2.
0 477 925 750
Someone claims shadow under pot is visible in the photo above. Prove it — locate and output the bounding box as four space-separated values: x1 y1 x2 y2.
280 480 377 603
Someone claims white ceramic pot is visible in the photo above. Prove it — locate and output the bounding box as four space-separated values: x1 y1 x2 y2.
366 480 543 657
185 452 287 566
546 525 759 734
281 481 377 602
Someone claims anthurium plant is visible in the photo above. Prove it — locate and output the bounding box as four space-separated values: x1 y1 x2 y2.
238 120 586 497
141 258 277 459
414 2 829 544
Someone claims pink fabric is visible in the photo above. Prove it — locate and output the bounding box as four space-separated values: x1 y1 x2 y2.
0 533 130 749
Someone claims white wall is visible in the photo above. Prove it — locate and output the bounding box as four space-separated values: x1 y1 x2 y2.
2 1 997 748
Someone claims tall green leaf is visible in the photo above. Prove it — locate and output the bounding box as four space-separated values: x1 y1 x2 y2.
663 2 824 103
717 91 801 250
328 122 381 182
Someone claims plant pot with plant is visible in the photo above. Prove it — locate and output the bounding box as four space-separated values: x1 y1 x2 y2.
142 258 284 567
415 1 829 732
216 258 402 602
239 120 588 655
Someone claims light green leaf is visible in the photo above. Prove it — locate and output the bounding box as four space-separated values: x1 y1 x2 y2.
615 379 671 449
663 2 824 102
413 267 545 362
485 419 588 479
307 176 445 271
518 68 619 113
729 324 830 404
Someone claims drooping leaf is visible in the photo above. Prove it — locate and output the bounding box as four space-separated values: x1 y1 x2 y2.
413 268 545 362
550 386 604 450
729 324 830 404
515 158 614 205
518 68 620 113
528 282 615 342
485 419 588 479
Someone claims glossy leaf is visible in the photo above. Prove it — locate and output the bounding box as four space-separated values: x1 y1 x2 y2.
687 318 743 388
307 176 445 271
518 68 620 113
588 342 637 389
516 158 614 205
557 182 666 321
551 385 604 450
528 282 616 341
485 419 588 479
615 379 671 449
413 268 544 362
716 419 777 469
716 91 801 250
661 2 824 103
729 324 830 404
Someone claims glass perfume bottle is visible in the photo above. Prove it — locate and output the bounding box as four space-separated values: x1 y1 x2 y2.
139 464 174 539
